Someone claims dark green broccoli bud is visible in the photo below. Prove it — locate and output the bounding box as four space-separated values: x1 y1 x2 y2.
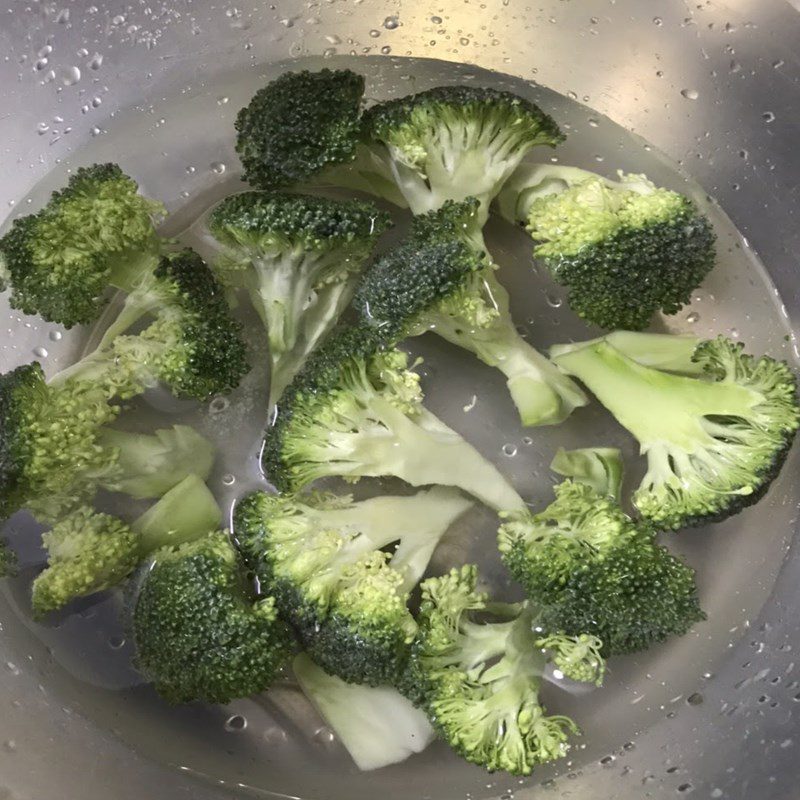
0 163 165 327
498 481 705 655
0 540 17 578
551 335 800 529
497 165 716 330
262 322 524 512
362 85 564 224
55 249 249 401
0 361 217 522
31 473 221 615
132 530 295 704
235 69 365 189
550 446 623 500
353 200 587 426
235 487 472 686
293 653 435 771
208 192 391 403
404 565 602 775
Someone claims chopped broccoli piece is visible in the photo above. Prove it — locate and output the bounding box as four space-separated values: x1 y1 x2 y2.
293 653 436 771
235 487 473 685
362 86 563 223
498 481 705 655
208 192 390 402
132 530 295 704
551 335 800 529
355 199 587 426
31 473 221 615
496 165 716 330
235 69 365 189
53 249 249 401
0 163 165 327
550 446 623 500
404 565 603 775
0 540 17 578
262 323 525 512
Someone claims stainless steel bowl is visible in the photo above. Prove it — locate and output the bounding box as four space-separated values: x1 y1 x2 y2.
1 2 799 798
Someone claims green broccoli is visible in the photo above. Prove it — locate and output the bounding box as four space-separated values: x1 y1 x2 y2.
132 529 295 704
354 199 587 426
31 473 221 615
496 165 716 330
550 446 624 500
207 192 391 403
0 362 215 522
293 653 436 771
361 86 564 224
498 481 705 655
261 322 525 512
404 565 605 775
53 249 249 401
0 163 165 327
235 487 473 686
0 540 17 578
551 334 800 529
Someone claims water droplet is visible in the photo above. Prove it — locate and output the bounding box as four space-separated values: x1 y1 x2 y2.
762 111 775 123
32 346 48 358
653 16 663 25
38 45 53 58
773 59 785 69
34 58 49 71
729 60 741 74
36 122 50 135
6 662 20 676
739 149 749 160
225 6 240 17
600 755 615 765
112 13 126 24
56 8 69 23
380 45 391 54
88 53 103 70
222 474 236 486
566 90 577 100
48 330 62 342
210 161 226 175
687 692 704 705
677 784 693 793
185 165 196 174
623 741 635 750
60 65 81 86
680 88 699 100
502 444 518 457
224 714 247 732
430 15 442 23
209 396 229 414
313 726 335 744
108 635 125 649
90 126 102 137
91 96 102 108
216 96 229 105
588 118 599 127
383 15 399 29
686 311 700 323
369 29 380 37
279 17 293 27
545 293 563 308
263 727 288 744
729 327 740 339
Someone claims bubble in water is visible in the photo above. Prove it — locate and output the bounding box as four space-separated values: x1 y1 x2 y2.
91 96 102 108
88 53 103 70
588 118 599 127
677 784 693 794
32 346 48 358
687 692 704 705
224 714 247 732
263 727 288 744
381 45 391 54
36 122 50 135
56 8 70 23
502 443 518 457
225 6 240 17
60 65 81 86
48 330 62 342
222 474 236 486
3 740 16 753
762 111 775 123
545 293 563 309
77 47 89 57
185 166 196 174
710 790 723 799
34 59 49 71
383 15 399 29
112 14 126 24
686 311 700 323
108 635 125 649
522 436 533 446
313 726 335 744
369 29 380 37
653 16 663 25
729 327 739 339
38 45 53 58
209 396 229 414
460 37 470 46
90 126 102 137
210 161 226 175
430 15 442 23
217 96 229 105
773 59 785 69
600 755 615 765
680 88 699 100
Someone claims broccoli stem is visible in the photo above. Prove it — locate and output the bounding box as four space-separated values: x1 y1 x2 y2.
97 425 215 499
106 245 162 294
132 473 222 553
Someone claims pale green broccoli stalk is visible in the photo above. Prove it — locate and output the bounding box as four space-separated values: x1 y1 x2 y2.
403 565 604 775
496 165 716 330
550 446 623 500
0 163 165 327
551 334 800 529
31 473 221 615
293 653 436 771
207 192 391 403
235 487 473 686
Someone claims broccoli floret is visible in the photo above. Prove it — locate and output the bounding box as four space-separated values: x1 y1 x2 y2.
0 362 217 522
354 199 587 426
498 481 705 655
362 86 563 224
262 323 525 512
235 69 366 189
132 530 295 704
550 446 623 500
0 164 165 327
551 335 800 529
207 192 390 402
404 565 604 775
496 165 716 330
54 249 249 401
293 653 435 771
235 487 473 686
31 473 221 615
0 540 17 578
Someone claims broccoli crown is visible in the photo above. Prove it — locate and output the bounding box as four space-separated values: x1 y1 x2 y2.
0 163 164 327
121 249 249 400
405 565 581 775
132 531 294 704
527 174 716 330
0 364 123 522
31 507 140 616
235 69 365 189
552 336 800 530
208 191 391 257
498 481 705 655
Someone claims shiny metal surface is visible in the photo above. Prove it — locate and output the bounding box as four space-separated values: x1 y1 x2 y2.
1 2 799 799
